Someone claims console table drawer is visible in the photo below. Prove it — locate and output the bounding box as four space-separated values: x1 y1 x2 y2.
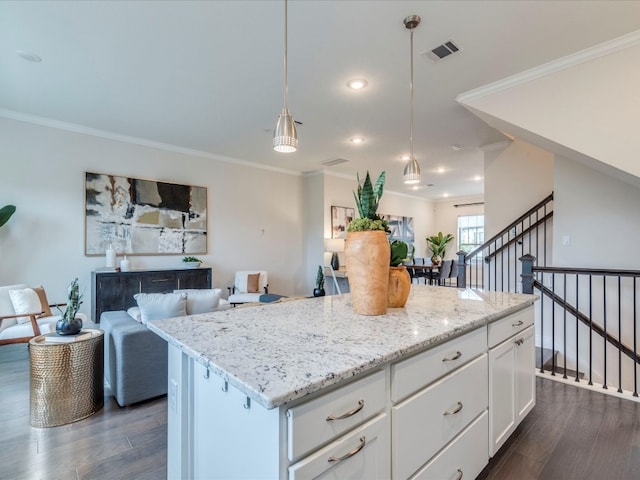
141 272 177 293
392 354 488 480
391 326 486 403
488 306 533 348
286 370 385 463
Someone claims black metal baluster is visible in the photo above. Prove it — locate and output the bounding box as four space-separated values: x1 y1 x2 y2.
540 270 544 373
603 275 608 390
563 273 567 379
634 276 638 397
618 276 622 393
589 274 593 386
552 273 556 376
575 274 580 382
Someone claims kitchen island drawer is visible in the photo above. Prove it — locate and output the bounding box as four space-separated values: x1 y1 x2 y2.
488 306 533 348
392 354 488 480
391 326 486 402
287 369 385 462
411 411 488 480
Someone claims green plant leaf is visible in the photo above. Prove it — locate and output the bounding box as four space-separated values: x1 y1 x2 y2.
0 205 16 228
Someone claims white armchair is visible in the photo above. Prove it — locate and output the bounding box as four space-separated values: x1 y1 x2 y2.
227 271 269 306
0 284 88 345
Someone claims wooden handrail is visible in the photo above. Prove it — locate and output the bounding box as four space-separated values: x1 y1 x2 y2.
465 192 553 260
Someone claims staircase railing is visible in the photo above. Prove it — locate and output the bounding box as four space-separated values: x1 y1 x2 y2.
457 193 553 291
521 257 640 399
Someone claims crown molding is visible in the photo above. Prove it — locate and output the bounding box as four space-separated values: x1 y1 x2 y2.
456 29 640 104
0 109 302 177
480 140 512 153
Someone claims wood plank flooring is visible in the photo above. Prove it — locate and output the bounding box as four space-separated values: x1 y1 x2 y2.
2 343 640 479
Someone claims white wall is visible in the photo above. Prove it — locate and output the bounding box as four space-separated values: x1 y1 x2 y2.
0 117 305 317
484 139 554 238
433 195 484 260
553 155 640 269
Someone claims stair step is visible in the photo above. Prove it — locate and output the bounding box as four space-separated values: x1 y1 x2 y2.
535 347 556 369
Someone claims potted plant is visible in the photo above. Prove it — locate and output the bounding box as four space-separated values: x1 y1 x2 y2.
313 265 325 297
56 278 83 335
0 205 16 229
182 256 202 269
388 240 411 307
344 171 391 315
426 232 454 266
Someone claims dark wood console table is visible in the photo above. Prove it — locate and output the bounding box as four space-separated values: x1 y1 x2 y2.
91 268 212 322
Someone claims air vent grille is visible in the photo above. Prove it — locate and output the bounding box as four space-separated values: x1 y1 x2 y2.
321 157 349 167
422 39 462 63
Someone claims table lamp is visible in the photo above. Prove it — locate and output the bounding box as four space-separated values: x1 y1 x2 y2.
325 238 344 271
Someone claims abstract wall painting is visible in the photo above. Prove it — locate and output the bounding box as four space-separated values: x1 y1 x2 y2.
381 214 415 246
331 206 355 239
85 172 207 256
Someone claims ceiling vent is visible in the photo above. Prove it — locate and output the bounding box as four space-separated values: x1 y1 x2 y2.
321 157 349 167
422 40 462 63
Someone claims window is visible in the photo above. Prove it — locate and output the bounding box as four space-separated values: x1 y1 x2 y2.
458 215 484 257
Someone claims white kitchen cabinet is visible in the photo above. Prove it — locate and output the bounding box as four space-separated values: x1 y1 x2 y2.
489 323 535 456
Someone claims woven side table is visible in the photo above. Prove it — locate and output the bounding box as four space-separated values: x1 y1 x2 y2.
29 329 104 427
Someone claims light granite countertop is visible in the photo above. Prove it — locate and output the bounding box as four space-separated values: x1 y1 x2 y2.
148 286 536 409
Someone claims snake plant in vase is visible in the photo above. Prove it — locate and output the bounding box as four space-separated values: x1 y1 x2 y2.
56 278 83 335
344 171 391 315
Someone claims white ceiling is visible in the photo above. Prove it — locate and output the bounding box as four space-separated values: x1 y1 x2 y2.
2 1 640 199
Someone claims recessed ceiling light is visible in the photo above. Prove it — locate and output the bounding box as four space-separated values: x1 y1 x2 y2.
17 50 42 63
435 167 446 174
347 79 368 90
451 144 462 151
473 175 482 181
400 154 411 161
350 137 364 144
443 193 450 198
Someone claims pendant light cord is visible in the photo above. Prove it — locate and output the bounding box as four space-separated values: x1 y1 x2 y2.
283 0 289 112
409 28 414 159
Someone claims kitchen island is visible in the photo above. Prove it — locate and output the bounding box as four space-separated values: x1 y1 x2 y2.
149 286 537 480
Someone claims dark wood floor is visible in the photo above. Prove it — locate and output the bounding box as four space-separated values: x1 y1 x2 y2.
2 343 640 479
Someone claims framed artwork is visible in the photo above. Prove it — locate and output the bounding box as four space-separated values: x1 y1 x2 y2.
381 214 415 245
331 206 355 239
84 172 207 256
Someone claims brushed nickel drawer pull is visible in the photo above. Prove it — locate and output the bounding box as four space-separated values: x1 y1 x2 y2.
442 351 462 362
512 320 524 327
328 436 366 463
455 468 463 480
443 401 463 416
326 400 365 421
515 338 524 346
151 278 170 282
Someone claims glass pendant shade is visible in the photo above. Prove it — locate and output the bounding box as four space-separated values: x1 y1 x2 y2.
403 156 421 184
273 109 298 153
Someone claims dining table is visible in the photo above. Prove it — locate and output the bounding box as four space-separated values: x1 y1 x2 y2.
403 263 439 284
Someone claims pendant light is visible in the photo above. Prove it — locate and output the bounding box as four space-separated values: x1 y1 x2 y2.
402 15 421 184
273 0 298 153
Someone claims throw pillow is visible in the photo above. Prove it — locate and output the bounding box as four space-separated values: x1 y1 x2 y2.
174 289 222 315
247 273 260 293
134 292 187 324
32 286 53 318
8 288 43 324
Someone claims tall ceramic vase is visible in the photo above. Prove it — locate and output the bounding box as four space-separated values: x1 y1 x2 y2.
345 230 390 315
388 266 411 308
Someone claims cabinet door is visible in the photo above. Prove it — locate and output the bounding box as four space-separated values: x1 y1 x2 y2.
94 273 140 321
515 325 536 422
489 325 535 456
176 268 211 290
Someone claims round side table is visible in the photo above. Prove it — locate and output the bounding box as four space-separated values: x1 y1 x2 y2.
29 328 104 428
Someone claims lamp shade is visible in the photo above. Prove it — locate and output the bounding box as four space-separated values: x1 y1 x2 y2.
403 157 421 184
273 109 298 153
325 238 344 253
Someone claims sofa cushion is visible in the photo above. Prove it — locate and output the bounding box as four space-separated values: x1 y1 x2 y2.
0 283 27 333
174 288 222 314
0 312 87 340
134 292 187 324
246 273 260 293
8 287 42 324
